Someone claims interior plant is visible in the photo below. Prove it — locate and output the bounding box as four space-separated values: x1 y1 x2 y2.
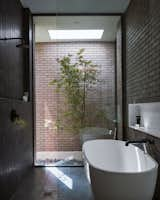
49 48 98 133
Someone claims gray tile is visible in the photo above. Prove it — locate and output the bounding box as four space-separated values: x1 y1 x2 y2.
11 167 93 200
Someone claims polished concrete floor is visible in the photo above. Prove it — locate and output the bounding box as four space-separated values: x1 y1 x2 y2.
11 167 93 200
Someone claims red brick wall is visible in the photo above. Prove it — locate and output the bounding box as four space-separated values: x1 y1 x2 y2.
35 42 115 152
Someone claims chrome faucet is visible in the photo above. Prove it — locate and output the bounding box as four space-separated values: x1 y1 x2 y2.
125 139 154 154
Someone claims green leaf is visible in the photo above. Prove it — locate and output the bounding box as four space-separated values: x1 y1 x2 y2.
77 48 85 55
49 49 100 133
49 79 58 85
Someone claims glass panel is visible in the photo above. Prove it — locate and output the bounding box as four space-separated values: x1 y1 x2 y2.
34 15 120 166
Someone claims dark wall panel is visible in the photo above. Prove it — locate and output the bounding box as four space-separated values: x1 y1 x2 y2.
125 0 160 199
0 0 24 99
126 0 160 104
0 40 24 99
0 0 33 199
116 21 123 140
0 99 33 200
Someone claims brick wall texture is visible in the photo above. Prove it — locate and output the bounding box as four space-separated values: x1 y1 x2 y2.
35 42 115 152
125 0 160 199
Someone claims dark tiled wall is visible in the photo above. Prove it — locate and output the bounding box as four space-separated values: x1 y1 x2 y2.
0 0 33 199
0 100 33 200
116 21 123 140
0 0 24 99
126 0 160 104
125 0 160 199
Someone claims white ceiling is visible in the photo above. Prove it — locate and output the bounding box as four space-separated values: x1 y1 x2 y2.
34 16 120 42
20 0 130 14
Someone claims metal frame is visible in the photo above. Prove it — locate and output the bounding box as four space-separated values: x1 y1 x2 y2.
31 13 124 166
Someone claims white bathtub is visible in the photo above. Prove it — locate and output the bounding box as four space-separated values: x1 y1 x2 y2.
83 139 158 200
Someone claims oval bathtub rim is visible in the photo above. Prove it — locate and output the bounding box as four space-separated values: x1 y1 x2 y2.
82 139 158 175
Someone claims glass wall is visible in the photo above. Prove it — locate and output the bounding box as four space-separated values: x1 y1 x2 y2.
34 15 120 166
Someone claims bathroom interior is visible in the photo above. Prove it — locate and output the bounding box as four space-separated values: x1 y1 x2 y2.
0 0 160 200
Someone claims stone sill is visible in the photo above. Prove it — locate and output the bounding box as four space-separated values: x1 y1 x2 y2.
129 126 160 139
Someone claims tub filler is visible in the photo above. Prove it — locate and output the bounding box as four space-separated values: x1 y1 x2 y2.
83 140 158 200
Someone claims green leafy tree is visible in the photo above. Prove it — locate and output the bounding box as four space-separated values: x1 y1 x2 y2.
49 49 98 132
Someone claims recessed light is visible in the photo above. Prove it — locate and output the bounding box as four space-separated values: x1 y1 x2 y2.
48 29 104 40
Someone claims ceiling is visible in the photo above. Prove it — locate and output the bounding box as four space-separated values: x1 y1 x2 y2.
20 0 130 14
34 16 120 42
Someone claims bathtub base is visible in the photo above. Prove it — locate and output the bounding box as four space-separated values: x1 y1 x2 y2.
83 140 158 200
90 165 156 200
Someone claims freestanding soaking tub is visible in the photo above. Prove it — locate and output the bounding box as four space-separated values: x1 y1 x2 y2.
83 139 158 200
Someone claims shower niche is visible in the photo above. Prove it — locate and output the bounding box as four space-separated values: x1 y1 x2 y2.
128 102 160 138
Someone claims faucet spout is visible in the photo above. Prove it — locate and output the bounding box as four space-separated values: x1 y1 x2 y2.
125 139 154 154
125 139 154 146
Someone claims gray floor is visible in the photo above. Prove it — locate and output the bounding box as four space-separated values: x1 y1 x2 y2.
35 159 83 167
11 167 93 200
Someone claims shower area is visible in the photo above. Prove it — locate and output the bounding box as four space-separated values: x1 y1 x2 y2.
34 15 121 166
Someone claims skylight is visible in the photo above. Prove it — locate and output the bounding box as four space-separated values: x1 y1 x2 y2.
48 29 104 40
